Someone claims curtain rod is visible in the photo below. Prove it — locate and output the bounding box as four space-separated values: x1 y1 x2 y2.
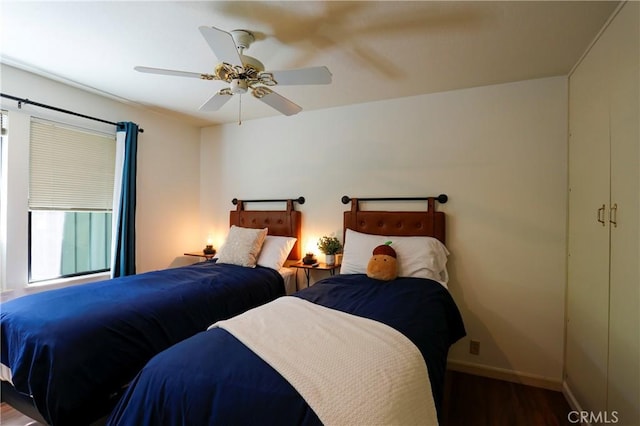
1 93 144 133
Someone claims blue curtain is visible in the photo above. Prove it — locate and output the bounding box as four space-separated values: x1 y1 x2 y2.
113 121 138 277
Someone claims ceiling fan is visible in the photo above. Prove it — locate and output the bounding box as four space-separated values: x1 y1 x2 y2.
135 26 332 119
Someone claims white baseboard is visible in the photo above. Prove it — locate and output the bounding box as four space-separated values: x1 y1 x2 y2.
562 381 585 412
563 381 594 426
447 360 563 391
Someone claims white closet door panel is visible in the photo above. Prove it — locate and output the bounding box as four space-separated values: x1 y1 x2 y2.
607 3 639 424
566 24 611 413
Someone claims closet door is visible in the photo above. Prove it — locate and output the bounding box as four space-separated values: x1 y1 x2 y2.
567 3 639 422
566 15 611 413
606 3 639 424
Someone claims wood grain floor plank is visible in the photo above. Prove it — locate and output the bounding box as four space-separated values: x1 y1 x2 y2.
442 370 571 426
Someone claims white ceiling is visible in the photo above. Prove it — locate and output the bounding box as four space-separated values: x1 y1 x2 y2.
1 1 618 127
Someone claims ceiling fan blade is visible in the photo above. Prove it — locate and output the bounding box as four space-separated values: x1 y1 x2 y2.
199 26 242 65
268 66 332 85
199 91 233 111
134 66 214 80
252 87 302 116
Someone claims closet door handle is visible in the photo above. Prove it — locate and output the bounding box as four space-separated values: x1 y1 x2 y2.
597 204 606 226
610 203 618 227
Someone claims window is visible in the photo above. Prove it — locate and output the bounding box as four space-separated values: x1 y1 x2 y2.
29 119 115 282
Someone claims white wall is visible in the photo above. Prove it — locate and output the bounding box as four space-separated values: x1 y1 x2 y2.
1 64 202 295
200 76 568 385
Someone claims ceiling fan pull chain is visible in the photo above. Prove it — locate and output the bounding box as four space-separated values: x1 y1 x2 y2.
238 94 242 125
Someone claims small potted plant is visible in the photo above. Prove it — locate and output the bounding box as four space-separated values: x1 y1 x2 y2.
317 235 343 266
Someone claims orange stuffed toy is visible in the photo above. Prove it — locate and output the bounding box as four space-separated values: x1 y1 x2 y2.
366 241 398 281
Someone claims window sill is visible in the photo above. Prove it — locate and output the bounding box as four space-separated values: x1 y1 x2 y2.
1 271 110 302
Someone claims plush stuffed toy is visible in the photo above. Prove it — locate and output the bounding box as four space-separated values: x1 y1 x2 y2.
366 241 398 281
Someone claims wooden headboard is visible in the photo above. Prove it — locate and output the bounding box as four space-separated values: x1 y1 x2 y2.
342 195 448 244
229 197 304 260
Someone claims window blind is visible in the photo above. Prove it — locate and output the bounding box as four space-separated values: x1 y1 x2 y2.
29 119 116 211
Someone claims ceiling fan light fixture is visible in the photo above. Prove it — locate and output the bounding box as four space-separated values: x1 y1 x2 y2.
230 79 248 94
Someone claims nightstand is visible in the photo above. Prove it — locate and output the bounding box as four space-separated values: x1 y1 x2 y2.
184 251 216 261
290 262 340 287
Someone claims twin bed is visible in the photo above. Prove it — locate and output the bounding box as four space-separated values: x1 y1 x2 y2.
1 195 465 426
1 198 302 425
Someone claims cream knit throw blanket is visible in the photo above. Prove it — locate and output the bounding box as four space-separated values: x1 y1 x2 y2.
210 296 438 425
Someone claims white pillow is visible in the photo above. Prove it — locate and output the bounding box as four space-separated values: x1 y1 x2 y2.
257 235 297 270
216 225 268 268
340 229 450 287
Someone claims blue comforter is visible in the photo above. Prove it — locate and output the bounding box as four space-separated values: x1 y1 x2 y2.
107 274 466 426
0 262 284 426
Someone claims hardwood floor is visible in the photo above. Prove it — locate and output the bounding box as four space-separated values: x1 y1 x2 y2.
1 371 572 425
0 402 43 426
442 370 572 426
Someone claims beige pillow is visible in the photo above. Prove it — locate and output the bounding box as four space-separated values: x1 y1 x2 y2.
216 226 268 268
257 235 297 270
